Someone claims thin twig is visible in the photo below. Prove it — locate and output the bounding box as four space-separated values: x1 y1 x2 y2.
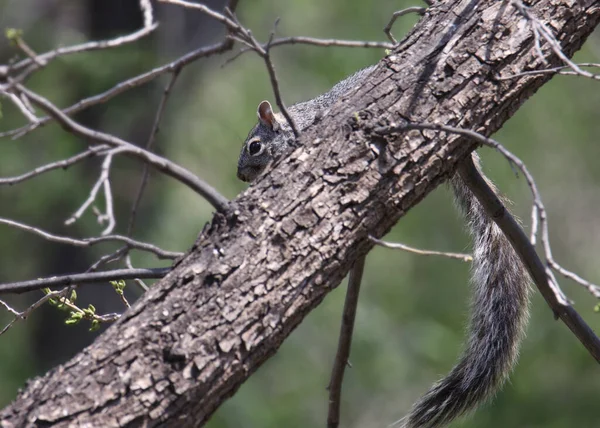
15 84 229 212
0 268 171 295
0 299 19 317
384 122 600 302
125 254 149 292
369 236 472 262
0 90 39 123
384 7 427 44
513 1 600 81
226 12 299 137
88 246 129 272
327 256 366 428
0 146 110 185
458 156 600 362
375 122 600 360
64 149 123 228
10 10 157 74
270 36 393 50
157 0 239 31
0 40 233 140
0 290 68 336
223 36 394 66
0 218 182 260
100 166 116 236
128 68 182 236
497 63 600 81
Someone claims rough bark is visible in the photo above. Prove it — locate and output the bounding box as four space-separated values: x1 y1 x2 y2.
2 0 599 426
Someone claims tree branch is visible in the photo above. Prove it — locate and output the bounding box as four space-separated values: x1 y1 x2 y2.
0 268 170 295
1 0 598 426
327 256 366 428
16 84 229 212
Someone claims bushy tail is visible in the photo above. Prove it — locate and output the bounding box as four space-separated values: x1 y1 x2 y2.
401 153 530 428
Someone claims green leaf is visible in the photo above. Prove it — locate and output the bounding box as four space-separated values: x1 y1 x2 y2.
5 28 22 44
65 312 82 325
111 280 126 293
89 319 100 332
70 290 77 303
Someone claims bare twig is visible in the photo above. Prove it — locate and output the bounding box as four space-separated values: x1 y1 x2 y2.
100 167 116 236
14 37 46 67
227 0 240 13
0 146 110 185
0 90 39 123
0 40 233 140
0 218 182 260
513 1 600 80
0 268 171 295
126 254 149 292
369 236 472 262
497 63 600 81
389 123 600 300
64 149 123 230
15 84 229 212
225 12 299 137
384 7 427 44
0 290 67 336
457 156 600 362
327 256 366 428
10 0 156 74
128 68 182 236
0 299 19 317
269 36 393 50
223 36 394 66
157 0 239 31
88 247 129 272
375 122 600 361
139 0 154 29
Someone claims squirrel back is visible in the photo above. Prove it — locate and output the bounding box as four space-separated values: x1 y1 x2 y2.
237 66 375 182
236 67 530 428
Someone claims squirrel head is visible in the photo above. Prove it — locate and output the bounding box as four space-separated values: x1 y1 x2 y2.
237 100 294 182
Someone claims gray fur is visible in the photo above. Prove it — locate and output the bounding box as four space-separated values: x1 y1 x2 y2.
236 66 376 182
237 68 530 428
400 155 530 428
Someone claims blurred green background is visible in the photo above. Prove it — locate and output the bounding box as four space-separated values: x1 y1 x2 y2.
0 0 599 427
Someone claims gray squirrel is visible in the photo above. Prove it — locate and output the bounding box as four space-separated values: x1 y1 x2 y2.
236 66 530 428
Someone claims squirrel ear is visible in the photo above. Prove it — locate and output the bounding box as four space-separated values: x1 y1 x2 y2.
257 100 280 131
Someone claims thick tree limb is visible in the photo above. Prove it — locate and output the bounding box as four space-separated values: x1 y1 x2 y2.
1 0 598 426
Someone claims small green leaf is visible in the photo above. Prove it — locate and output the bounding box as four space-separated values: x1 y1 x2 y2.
111 280 126 293
70 290 77 303
5 28 22 44
594 303 600 313
89 319 100 332
65 312 82 325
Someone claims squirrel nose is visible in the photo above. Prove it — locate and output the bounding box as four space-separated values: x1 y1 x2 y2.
237 168 249 182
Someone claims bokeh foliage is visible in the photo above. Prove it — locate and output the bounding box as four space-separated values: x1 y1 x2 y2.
0 0 598 426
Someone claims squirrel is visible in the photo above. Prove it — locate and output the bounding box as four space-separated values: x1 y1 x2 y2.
236 65 530 428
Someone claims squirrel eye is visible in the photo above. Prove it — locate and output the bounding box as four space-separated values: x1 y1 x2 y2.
248 140 262 156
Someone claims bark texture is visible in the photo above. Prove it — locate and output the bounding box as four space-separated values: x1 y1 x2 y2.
2 0 599 426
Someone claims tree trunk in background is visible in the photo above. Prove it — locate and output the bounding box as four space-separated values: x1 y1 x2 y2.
1 0 598 426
